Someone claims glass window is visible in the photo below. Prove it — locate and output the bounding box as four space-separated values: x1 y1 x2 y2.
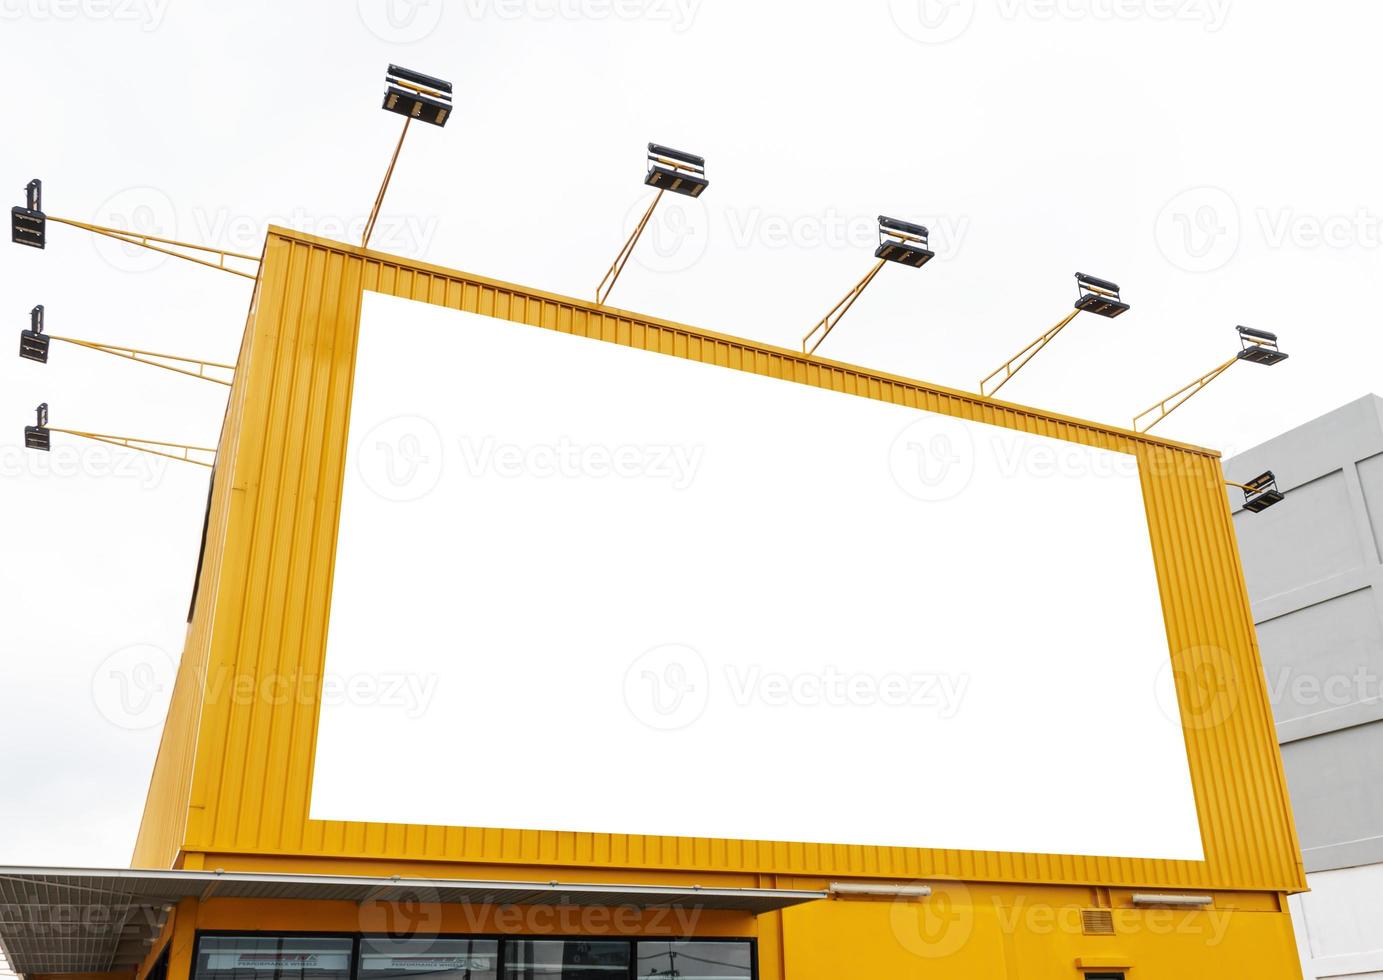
502 941 629 979
194 937 353 980
636 941 751 980
360 938 499 980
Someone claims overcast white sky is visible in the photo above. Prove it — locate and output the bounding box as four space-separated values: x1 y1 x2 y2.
1 0 1381 868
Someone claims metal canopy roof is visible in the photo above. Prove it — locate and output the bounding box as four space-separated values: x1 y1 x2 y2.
0 866 826 976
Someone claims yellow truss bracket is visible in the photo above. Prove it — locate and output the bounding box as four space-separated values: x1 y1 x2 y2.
46 215 259 280
49 335 234 386
802 258 886 357
48 427 215 468
596 188 665 306
1132 355 1240 433
979 308 1082 398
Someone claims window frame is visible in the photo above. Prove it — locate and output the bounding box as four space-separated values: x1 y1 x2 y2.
189 930 758 980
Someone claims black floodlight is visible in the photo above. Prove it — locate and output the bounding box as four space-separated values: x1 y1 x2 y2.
645 143 708 198
1241 470 1285 513
25 402 49 452
1074 272 1130 318
1236 325 1288 365
11 178 44 249
19 304 48 363
875 215 933 268
381 65 453 127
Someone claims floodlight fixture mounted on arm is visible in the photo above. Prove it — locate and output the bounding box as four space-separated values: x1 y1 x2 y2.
10 179 259 280
1132 326 1289 433
595 143 708 306
19 305 234 386
801 215 933 357
979 272 1129 398
363 65 454 249
24 403 215 468
1226 470 1285 513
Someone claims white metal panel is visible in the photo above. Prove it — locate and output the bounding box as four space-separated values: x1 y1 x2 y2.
1290 863 1383 980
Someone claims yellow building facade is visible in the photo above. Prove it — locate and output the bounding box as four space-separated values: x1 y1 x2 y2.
9 227 1306 980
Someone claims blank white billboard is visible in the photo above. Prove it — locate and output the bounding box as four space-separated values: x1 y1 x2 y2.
309 290 1203 861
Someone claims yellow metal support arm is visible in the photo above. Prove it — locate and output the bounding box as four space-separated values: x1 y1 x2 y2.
47 427 215 468
363 117 412 249
1132 355 1239 433
802 258 887 356
595 189 665 306
49 335 234 386
979 308 1082 398
46 215 259 280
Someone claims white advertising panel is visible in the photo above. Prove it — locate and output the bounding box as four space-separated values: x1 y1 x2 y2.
309 290 1203 860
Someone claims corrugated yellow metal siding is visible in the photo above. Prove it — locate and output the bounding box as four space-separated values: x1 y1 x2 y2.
158 227 1303 892
133 296 266 870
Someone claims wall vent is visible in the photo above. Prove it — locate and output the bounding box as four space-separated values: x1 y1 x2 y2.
1081 909 1116 935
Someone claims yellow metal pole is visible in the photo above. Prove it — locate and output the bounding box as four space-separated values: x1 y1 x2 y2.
389 78 451 100
802 258 887 356
1132 355 1239 433
979 309 1082 399
595 188 664 306
47 335 234 386
47 427 215 468
45 215 259 280
648 155 702 174
363 117 412 248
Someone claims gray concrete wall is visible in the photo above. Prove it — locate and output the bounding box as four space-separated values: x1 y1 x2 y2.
1225 394 1383 873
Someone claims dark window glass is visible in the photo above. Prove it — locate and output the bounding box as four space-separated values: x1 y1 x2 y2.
360 938 498 980
147 945 171 980
194 937 353 980
502 941 629 979
635 941 752 980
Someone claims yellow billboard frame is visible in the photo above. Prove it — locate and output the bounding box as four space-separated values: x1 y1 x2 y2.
135 226 1304 899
